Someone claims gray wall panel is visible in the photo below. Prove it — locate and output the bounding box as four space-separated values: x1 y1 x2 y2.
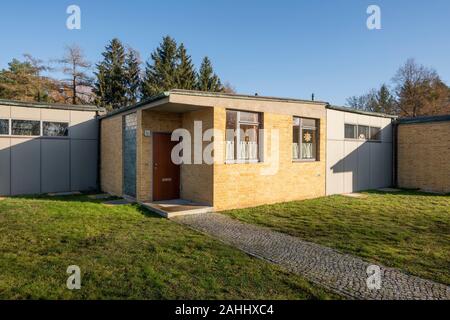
0 106 98 196
327 109 394 195
70 140 98 191
0 138 11 196
357 142 371 191
41 139 70 193
11 139 41 195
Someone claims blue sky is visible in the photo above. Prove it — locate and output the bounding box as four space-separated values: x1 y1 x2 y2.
1 0 449 105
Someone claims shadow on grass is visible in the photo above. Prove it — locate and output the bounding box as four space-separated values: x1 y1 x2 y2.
364 189 450 197
5 193 166 220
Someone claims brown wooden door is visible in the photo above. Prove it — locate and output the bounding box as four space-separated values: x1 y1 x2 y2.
153 133 180 201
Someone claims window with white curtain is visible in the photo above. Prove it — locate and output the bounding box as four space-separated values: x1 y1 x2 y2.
225 110 261 162
293 117 319 161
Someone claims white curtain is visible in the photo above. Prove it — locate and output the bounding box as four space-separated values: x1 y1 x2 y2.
238 141 258 160
292 143 300 159
302 143 313 159
225 141 235 161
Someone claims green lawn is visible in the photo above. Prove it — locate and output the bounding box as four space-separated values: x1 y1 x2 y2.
0 195 336 300
222 190 450 285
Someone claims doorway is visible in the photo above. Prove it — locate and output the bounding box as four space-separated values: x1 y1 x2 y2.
153 132 180 201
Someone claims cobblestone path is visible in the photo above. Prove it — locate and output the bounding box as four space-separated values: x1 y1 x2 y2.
174 213 450 300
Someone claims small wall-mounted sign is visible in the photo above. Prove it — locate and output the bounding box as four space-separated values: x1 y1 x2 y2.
144 130 151 137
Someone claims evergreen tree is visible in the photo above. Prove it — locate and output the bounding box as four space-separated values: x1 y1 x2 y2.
376 84 397 114
141 36 178 98
175 44 197 90
197 57 222 92
94 38 127 110
124 48 141 105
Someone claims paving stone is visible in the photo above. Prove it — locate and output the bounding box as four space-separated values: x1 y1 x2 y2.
174 213 450 300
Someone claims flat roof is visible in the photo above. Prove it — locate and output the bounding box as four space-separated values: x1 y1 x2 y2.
397 114 450 125
99 89 328 120
326 105 398 118
0 99 101 112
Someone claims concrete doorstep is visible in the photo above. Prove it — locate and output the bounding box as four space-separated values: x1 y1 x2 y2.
142 199 213 218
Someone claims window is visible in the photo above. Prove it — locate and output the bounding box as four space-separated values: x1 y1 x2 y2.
345 124 357 139
370 127 381 141
43 122 69 137
358 125 369 140
293 117 319 161
225 110 261 162
344 124 382 141
11 120 40 136
0 119 8 135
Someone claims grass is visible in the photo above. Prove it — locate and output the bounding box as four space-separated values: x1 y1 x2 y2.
0 195 336 300
222 190 450 285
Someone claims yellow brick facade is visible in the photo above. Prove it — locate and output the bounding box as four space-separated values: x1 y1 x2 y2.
398 121 450 193
180 108 214 205
100 115 123 196
212 107 326 211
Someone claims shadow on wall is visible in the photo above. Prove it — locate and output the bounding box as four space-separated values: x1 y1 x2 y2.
0 119 98 196
328 126 393 194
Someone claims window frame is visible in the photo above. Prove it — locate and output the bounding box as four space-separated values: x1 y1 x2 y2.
293 117 320 162
344 123 382 142
344 123 357 139
11 119 41 136
42 121 69 138
225 109 262 164
0 119 10 136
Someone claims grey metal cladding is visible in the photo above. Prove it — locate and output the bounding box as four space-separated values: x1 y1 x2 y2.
0 138 11 195
41 139 70 193
11 139 41 195
70 139 98 191
69 117 98 140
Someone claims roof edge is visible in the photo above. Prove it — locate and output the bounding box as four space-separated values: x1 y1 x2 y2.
99 89 328 120
326 105 398 118
168 89 328 105
98 92 170 120
0 98 100 112
397 114 450 125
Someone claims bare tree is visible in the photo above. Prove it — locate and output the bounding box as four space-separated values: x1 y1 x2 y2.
393 59 449 117
58 45 93 104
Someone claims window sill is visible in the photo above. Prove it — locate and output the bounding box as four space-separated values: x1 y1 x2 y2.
225 159 261 165
344 138 382 143
292 159 319 163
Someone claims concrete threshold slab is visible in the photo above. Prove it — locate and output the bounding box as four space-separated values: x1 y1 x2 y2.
142 199 213 218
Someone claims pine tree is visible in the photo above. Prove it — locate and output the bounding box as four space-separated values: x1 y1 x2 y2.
141 36 178 98
376 84 397 114
94 38 127 110
197 57 222 92
175 44 197 90
124 48 141 105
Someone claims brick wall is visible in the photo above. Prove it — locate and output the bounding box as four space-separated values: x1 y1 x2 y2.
100 115 123 196
398 121 450 193
180 108 214 205
213 107 327 211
